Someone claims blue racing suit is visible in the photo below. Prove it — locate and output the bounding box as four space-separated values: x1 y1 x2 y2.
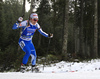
12 20 48 65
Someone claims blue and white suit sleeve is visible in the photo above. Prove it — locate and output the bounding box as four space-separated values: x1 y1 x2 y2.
36 23 48 37
12 20 27 29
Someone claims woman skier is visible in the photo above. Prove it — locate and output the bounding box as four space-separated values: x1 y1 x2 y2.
12 13 53 72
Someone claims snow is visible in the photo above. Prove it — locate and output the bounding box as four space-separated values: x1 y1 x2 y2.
0 71 100 79
0 59 100 79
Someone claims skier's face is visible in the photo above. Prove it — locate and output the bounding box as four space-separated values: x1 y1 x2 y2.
30 18 38 25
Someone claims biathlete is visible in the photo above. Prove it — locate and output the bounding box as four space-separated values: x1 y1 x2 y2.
12 13 53 72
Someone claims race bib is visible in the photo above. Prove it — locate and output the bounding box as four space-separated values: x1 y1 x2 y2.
19 41 25 49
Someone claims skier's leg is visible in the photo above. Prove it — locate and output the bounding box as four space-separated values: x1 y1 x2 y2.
19 40 31 72
29 43 37 65
31 52 39 72
22 47 31 65
19 40 31 65
29 43 39 72
31 51 36 65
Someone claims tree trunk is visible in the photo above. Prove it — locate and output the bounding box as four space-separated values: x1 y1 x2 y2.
30 0 36 12
62 0 69 60
98 0 100 57
79 0 85 58
52 0 56 53
94 0 98 58
74 0 78 58
22 0 26 15
30 0 33 12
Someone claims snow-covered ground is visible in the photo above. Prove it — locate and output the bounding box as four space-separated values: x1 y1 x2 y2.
0 71 100 79
0 59 100 79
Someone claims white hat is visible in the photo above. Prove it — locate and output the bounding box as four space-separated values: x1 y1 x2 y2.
30 13 38 19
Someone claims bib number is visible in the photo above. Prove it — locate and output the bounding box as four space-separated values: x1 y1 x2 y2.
19 41 25 49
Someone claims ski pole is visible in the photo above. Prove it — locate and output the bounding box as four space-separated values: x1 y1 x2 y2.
42 38 51 70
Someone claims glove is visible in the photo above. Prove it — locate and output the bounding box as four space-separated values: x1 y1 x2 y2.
48 33 53 38
18 17 23 23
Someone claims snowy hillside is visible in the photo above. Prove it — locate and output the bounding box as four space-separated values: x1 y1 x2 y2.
0 59 100 79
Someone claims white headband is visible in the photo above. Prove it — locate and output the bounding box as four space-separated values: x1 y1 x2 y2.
30 13 38 19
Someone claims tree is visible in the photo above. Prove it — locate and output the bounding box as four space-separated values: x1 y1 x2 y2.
94 0 98 58
62 0 69 60
22 0 26 15
73 0 79 59
79 0 85 58
0 0 3 49
98 0 100 57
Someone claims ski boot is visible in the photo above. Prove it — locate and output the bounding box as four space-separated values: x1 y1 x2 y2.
31 65 39 73
20 64 26 73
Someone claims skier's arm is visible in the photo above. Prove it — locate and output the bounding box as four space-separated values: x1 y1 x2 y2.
36 23 48 37
37 23 53 38
12 20 27 29
38 28 48 37
38 28 53 38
